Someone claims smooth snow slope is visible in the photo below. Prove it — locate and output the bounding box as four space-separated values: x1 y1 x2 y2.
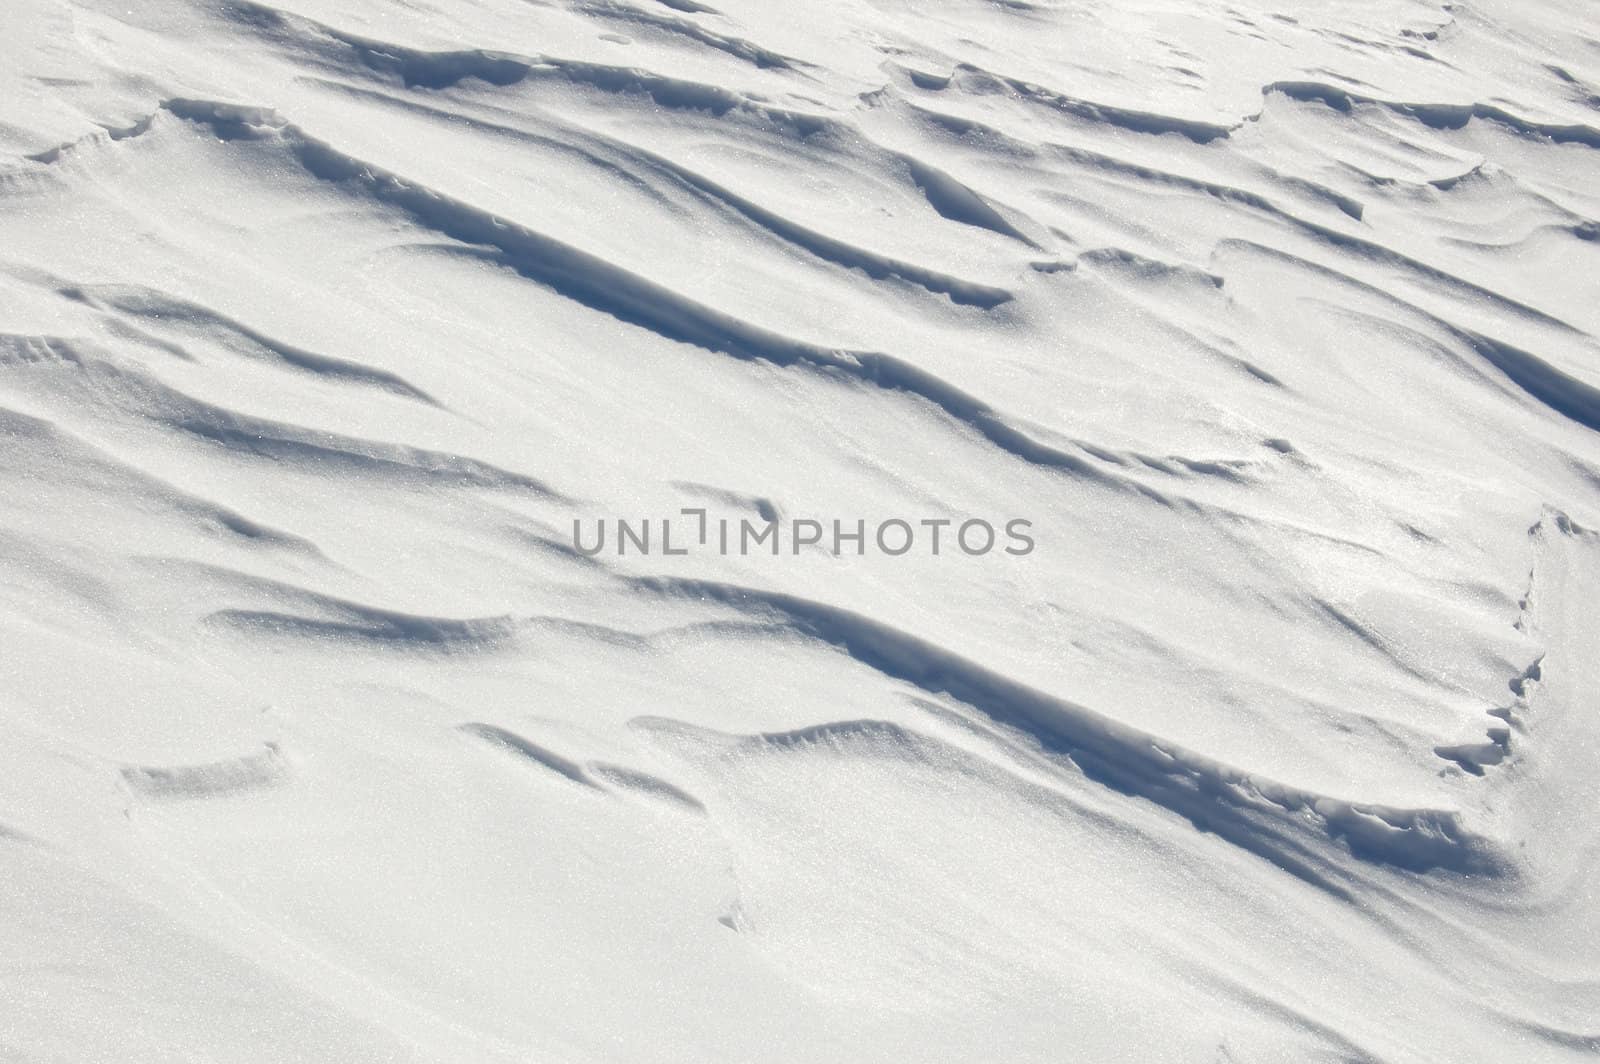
3 0 1600 1061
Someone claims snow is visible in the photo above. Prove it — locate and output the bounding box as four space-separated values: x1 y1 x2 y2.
2 0 1599 1060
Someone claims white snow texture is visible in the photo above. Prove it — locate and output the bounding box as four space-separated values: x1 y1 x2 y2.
2 0 1598 1061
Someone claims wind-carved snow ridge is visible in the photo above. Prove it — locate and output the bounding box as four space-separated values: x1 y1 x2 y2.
157 97 1148 485
1261 81 1600 150
62 283 442 405
122 743 290 800
4 0 1600 1060
632 576 1503 878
